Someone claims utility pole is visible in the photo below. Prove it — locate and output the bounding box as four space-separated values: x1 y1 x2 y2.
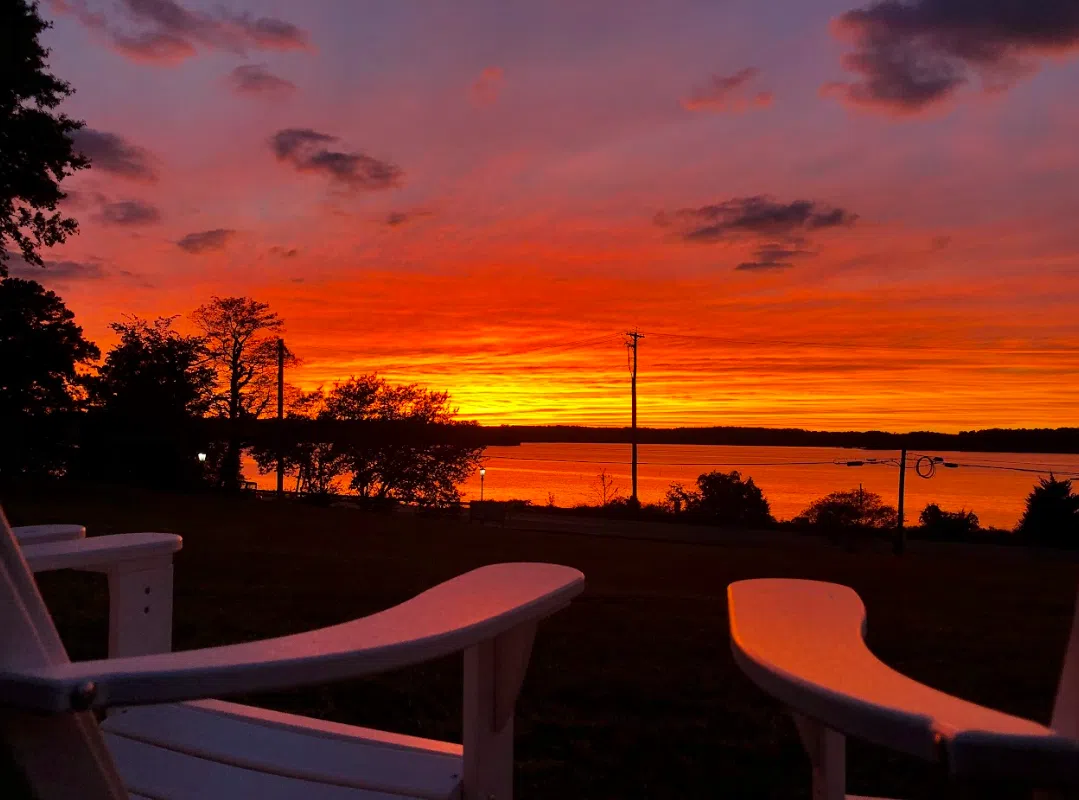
894 446 907 555
625 330 644 505
276 337 285 497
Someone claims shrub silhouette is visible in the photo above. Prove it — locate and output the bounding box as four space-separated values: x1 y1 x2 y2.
665 470 774 528
795 488 897 530
918 503 980 539
1016 475 1079 548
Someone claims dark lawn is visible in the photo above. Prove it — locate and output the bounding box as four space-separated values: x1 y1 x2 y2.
4 483 1076 799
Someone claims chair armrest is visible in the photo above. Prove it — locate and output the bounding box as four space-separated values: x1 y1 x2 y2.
728 579 1079 784
22 533 182 574
13 524 86 545
23 533 183 657
1 562 584 713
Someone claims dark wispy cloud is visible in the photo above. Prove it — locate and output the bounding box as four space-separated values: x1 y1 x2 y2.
11 256 154 287
469 66 504 106
9 255 107 281
177 228 235 254
657 196 856 271
70 128 158 182
228 64 297 95
682 67 773 113
50 0 311 64
827 0 1079 114
384 209 432 227
656 197 857 242
269 245 299 258
736 242 817 271
270 128 403 191
98 199 161 226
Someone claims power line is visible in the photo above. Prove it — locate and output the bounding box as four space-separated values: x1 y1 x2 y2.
484 455 846 467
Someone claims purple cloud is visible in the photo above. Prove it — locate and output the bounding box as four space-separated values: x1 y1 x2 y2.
177 228 235 253
50 0 311 64
229 64 297 95
270 128 403 191
70 128 158 182
828 0 1079 114
683 67 773 113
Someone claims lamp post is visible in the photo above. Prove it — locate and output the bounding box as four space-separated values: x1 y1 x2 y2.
480 467 486 501
197 452 207 463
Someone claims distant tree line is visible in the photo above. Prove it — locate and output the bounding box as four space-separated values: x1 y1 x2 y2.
0 278 482 507
492 425 1079 455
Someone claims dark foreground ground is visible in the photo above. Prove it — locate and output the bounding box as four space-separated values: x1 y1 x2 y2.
4 483 1076 799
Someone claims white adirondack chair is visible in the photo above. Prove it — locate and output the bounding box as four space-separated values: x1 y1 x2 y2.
728 579 1079 798
0 506 585 799
12 523 85 545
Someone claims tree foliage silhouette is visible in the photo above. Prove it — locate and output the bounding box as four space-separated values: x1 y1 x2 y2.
1016 475 1079 547
191 296 290 421
1 0 88 274
665 470 774 527
190 296 293 489
77 317 215 488
918 503 980 539
0 277 98 417
795 488 897 530
253 375 483 507
91 316 214 420
0 277 98 475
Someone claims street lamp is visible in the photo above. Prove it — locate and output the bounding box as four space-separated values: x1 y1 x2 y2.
197 452 207 463
480 467 486 501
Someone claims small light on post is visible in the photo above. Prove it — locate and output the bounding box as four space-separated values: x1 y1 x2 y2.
197 452 207 463
480 467 486 502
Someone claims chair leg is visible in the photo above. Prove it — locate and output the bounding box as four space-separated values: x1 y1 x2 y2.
792 713 846 800
463 623 537 800
107 560 174 658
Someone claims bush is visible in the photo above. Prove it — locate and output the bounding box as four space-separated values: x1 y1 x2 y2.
1016 475 1079 547
665 470 774 528
918 503 980 539
795 488 897 531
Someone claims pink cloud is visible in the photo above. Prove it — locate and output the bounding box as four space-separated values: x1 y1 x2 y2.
682 68 773 113
469 66 505 107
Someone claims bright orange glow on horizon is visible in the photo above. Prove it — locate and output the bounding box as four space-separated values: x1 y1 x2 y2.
21 2 1079 433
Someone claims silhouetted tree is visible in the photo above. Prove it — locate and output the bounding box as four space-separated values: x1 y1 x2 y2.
918 503 980 539
592 468 622 506
190 296 293 488
251 387 349 499
321 375 483 507
91 316 214 419
665 470 773 528
0 277 98 475
1016 475 1079 547
1 0 88 274
795 488 897 530
76 317 214 487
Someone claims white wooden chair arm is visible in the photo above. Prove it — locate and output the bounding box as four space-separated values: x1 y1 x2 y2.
21 533 182 574
729 579 1079 785
13 524 86 545
22 533 183 658
0 562 584 713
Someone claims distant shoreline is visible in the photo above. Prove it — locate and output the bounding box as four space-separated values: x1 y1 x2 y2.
480 425 1079 455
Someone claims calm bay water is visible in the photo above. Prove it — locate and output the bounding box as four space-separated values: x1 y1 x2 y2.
244 443 1079 530
459 443 1079 530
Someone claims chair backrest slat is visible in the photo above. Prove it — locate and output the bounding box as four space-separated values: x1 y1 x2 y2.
0 507 128 799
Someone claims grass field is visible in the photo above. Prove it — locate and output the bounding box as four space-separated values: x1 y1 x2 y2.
4 482 1077 798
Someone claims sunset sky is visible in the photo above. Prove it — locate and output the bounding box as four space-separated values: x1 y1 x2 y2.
15 0 1079 430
